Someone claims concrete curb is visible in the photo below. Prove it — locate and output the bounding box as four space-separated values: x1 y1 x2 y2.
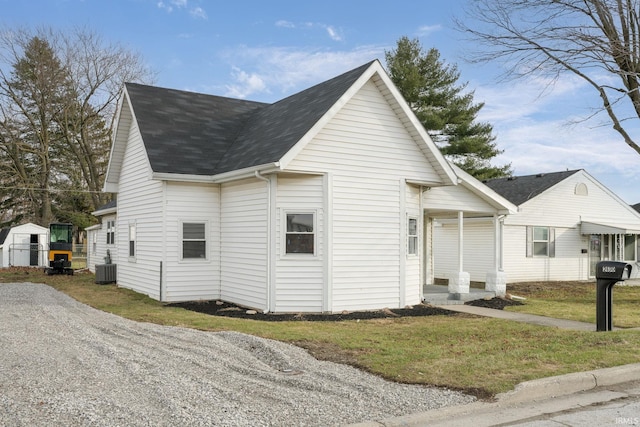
345 363 640 427
496 362 640 403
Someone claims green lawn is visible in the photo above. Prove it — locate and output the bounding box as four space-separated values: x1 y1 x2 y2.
506 281 640 328
2 268 640 398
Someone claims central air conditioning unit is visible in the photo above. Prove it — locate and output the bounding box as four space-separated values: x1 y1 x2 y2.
95 263 117 284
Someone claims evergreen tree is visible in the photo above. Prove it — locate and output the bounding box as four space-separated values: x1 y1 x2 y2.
385 37 511 180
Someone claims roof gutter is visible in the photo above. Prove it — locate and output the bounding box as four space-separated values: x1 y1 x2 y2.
151 162 282 184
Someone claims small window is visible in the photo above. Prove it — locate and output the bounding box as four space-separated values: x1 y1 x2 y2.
128 223 136 257
408 217 418 255
575 183 588 196
182 222 206 259
106 220 115 245
286 213 314 254
92 231 97 255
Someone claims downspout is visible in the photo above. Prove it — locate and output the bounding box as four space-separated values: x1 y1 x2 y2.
255 171 271 313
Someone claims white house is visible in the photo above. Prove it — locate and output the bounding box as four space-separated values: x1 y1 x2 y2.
86 199 117 272
100 60 516 312
434 169 640 283
0 223 49 268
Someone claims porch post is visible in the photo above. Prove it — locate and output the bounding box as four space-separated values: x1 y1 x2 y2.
449 210 470 294
486 214 506 296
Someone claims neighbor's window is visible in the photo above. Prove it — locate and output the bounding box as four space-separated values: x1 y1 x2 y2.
128 223 136 257
533 227 549 256
92 231 97 255
527 226 555 257
106 220 115 245
182 222 206 259
624 234 636 262
286 213 314 254
408 217 418 255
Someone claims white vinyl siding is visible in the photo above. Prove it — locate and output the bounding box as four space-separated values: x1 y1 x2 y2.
220 178 268 310
275 175 324 313
113 119 164 300
433 219 495 283
404 185 422 305
287 79 433 311
163 182 220 302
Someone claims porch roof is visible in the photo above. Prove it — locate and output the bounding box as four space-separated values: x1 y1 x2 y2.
581 221 640 235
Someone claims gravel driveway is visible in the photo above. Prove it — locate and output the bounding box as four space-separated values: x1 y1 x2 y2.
0 283 474 426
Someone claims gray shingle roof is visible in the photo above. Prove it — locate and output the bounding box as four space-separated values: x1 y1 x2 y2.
483 170 582 206
125 83 266 175
125 60 375 176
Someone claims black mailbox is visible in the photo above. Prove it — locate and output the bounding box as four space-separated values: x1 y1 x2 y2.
595 261 632 331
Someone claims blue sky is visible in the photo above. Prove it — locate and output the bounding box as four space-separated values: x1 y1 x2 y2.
2 0 639 203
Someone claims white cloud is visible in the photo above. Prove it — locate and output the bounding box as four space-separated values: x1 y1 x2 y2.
224 68 268 99
275 20 344 42
219 45 384 99
190 6 207 19
416 24 442 36
325 25 342 41
157 1 173 12
275 20 295 28
157 0 206 20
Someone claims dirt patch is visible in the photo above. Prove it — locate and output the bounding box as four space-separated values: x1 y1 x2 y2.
506 281 594 297
465 297 524 310
168 296 522 321
167 300 458 321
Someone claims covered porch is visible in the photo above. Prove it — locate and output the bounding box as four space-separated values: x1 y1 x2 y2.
421 166 518 304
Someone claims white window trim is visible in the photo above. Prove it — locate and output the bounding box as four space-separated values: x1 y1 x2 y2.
179 220 209 262
106 220 115 246
527 226 555 258
407 215 419 257
282 210 317 257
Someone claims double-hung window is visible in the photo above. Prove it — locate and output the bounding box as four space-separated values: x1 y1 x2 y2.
106 220 115 245
285 213 315 254
407 217 418 255
182 222 207 259
527 226 555 257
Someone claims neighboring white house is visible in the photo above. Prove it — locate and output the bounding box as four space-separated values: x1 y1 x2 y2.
86 199 117 272
0 223 49 268
99 60 517 312
434 169 640 283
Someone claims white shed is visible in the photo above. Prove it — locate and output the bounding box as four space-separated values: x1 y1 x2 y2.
0 223 49 268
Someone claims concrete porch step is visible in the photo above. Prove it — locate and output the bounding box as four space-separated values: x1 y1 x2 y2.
423 284 496 306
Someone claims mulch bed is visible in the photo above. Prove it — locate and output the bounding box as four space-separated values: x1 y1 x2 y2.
168 296 523 321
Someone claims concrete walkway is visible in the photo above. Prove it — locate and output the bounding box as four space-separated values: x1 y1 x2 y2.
440 304 597 331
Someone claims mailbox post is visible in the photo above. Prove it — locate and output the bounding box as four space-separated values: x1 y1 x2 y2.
595 261 632 331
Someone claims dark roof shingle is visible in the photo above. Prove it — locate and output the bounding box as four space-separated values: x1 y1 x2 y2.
483 170 582 206
125 60 376 176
